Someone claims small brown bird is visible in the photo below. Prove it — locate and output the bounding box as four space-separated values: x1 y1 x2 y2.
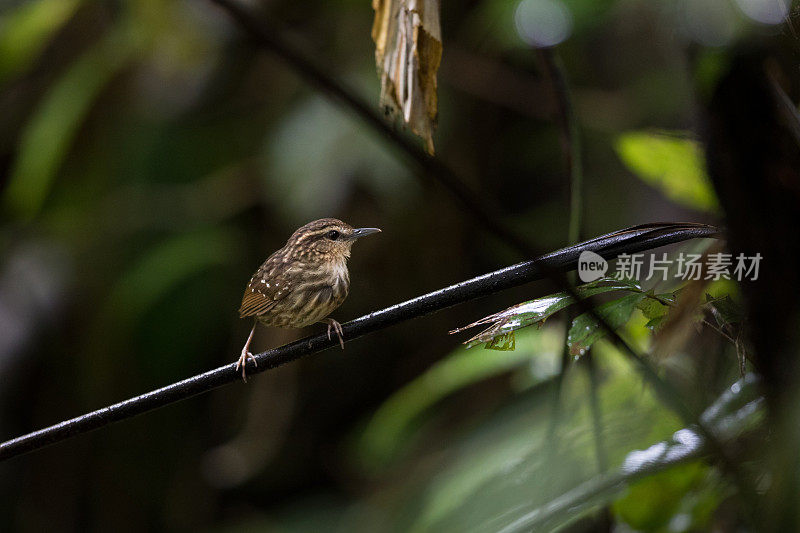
236 218 381 380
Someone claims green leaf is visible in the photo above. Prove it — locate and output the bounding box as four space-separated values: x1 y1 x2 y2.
2 30 135 221
485 331 516 350
636 295 668 320
568 292 645 355
615 131 718 212
636 293 674 331
453 277 642 349
0 0 80 83
613 462 711 530
704 294 743 327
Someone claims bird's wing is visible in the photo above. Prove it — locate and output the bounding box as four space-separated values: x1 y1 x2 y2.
238 258 294 318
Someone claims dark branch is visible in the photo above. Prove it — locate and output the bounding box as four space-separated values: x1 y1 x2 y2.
208 0 537 257
0 223 718 462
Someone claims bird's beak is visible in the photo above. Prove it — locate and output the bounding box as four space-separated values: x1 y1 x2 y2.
350 227 381 240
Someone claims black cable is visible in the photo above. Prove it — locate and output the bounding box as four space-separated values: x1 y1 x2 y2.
0 222 718 461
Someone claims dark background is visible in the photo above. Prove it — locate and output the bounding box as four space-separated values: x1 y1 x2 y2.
0 0 795 531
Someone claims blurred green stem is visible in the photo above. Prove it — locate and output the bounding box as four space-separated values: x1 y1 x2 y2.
539 47 599 469
584 351 608 472
539 48 583 246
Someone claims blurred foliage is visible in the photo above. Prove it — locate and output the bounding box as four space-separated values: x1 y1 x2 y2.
3 29 136 220
615 131 719 213
355 324 563 472
0 0 791 531
264 95 416 220
0 0 80 83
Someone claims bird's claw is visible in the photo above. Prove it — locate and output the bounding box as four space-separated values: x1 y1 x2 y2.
326 319 345 349
235 350 257 382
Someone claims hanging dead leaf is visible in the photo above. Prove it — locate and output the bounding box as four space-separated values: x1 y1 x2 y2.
372 0 441 154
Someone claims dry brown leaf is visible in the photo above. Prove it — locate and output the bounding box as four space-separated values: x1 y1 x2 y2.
372 0 441 154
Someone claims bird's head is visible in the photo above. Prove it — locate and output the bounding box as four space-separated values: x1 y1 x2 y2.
286 218 381 264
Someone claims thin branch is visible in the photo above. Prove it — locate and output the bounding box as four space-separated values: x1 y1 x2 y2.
700 317 737 345
539 48 583 245
766 69 800 148
647 292 740 347
538 48 599 468
208 0 536 257
0 223 718 461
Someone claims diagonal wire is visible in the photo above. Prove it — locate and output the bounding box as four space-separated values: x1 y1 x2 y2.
0 223 717 461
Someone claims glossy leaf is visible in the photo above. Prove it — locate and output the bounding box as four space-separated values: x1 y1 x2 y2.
568 292 645 356
452 277 641 349
637 292 675 331
485 331 516 351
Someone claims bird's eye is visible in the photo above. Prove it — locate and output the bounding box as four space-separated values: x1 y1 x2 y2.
326 230 340 241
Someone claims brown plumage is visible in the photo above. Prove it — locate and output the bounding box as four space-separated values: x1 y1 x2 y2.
235 218 381 380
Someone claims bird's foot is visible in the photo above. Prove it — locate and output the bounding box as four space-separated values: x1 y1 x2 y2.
235 349 258 382
325 318 345 349
236 323 258 382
